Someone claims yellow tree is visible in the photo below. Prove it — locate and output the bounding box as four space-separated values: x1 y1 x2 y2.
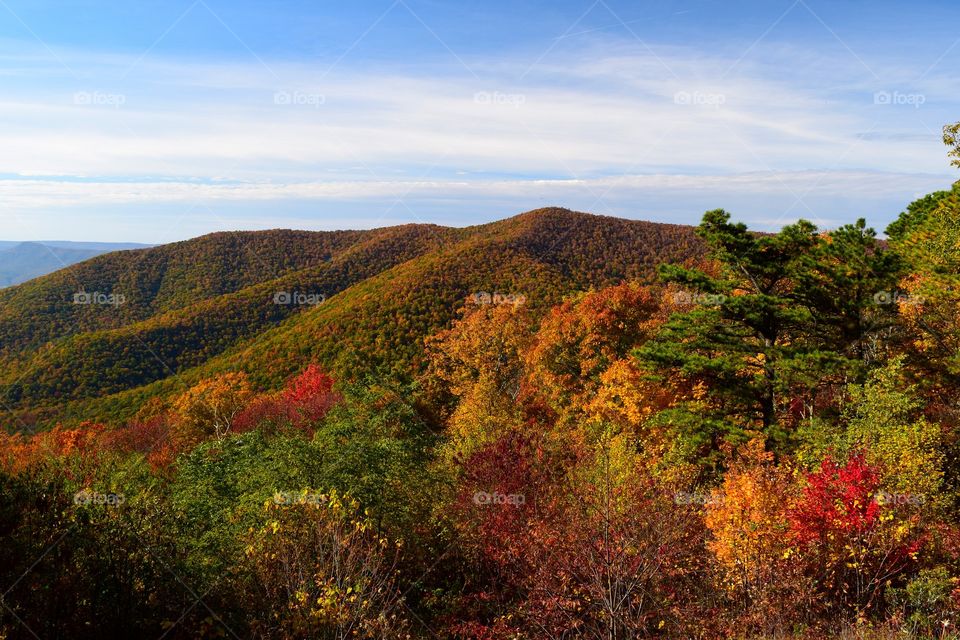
244 491 410 639
894 128 960 384
425 301 534 461
945 122 960 168
896 190 960 379
842 358 944 506
171 371 253 446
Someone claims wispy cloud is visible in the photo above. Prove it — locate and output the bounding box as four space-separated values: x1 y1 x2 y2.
0 31 956 239
0 170 948 208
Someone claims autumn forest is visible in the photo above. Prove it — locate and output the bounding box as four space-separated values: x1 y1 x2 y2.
2 131 960 640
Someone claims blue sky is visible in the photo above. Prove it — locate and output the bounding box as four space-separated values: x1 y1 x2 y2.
0 0 958 242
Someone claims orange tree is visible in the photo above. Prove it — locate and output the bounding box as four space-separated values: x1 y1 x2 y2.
523 283 663 418
705 439 812 632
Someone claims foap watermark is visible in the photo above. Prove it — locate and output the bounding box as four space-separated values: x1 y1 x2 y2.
671 291 727 306
73 290 126 307
873 90 925 108
873 290 924 306
875 491 926 506
273 291 327 306
274 490 327 506
674 90 726 108
468 291 527 305
73 489 125 507
273 90 325 108
474 91 526 108
73 90 126 108
473 491 526 506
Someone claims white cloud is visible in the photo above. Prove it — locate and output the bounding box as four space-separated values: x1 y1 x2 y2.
0 36 956 239
0 170 948 208
0 41 953 176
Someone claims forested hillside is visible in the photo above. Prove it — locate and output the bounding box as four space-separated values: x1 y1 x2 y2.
0 209 703 427
0 224 456 413
0 228 370 357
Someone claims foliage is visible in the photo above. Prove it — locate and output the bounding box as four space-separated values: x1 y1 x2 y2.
789 451 923 621
1 184 960 637
842 358 944 503
0 225 450 414
705 439 806 631
640 210 899 452
886 188 956 241
234 363 340 434
524 283 663 417
427 301 534 462
946 122 960 169
447 428 705 639
242 491 411 639
639 210 821 434
171 371 253 445
893 185 960 389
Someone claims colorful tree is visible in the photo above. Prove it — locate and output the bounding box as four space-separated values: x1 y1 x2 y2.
171 371 253 446
234 364 340 434
528 431 703 639
449 430 554 576
95 415 176 471
448 427 704 639
243 490 410 639
945 121 960 168
426 303 534 462
705 439 809 631
842 358 944 503
893 184 960 387
789 451 922 620
0 422 108 480
523 283 662 416
282 364 337 418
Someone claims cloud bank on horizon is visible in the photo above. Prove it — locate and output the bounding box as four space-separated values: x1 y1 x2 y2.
0 0 958 242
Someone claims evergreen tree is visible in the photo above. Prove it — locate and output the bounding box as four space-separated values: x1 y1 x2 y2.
640 211 897 443
640 209 819 433
794 218 901 365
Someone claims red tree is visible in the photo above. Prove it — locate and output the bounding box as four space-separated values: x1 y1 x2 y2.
234 365 340 434
790 452 881 546
789 451 921 619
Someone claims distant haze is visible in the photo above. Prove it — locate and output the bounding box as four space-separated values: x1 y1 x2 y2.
0 241 151 288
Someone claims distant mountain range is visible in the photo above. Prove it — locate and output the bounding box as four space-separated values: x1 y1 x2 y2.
0 209 706 429
0 241 151 288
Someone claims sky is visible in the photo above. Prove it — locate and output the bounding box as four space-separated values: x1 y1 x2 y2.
0 0 958 242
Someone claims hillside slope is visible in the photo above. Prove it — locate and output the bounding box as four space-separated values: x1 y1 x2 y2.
0 224 457 407
0 209 704 427
0 229 378 361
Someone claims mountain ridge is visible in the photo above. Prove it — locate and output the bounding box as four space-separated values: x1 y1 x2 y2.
0 208 706 428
